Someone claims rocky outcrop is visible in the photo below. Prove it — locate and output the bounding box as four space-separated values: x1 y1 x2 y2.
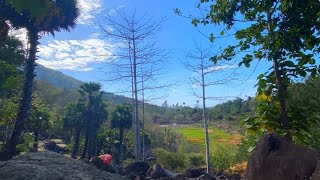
0 151 127 180
246 133 320 180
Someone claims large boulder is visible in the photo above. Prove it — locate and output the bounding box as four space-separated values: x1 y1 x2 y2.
246 133 320 180
0 151 127 180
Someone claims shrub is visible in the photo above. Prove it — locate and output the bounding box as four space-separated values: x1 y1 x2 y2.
17 133 34 153
188 153 205 167
154 148 186 172
211 143 237 171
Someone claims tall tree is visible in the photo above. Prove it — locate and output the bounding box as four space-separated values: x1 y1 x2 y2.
99 9 166 160
182 43 236 173
111 103 133 164
0 36 24 148
184 0 320 139
63 100 86 159
79 82 107 159
0 0 79 159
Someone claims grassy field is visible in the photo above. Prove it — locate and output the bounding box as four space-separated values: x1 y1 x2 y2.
176 124 242 152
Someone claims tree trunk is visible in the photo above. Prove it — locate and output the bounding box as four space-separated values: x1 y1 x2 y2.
0 28 39 160
90 127 97 158
87 95 95 159
267 10 290 139
32 131 39 152
0 20 9 42
0 94 8 143
132 32 142 161
71 128 81 159
201 65 211 174
81 127 89 159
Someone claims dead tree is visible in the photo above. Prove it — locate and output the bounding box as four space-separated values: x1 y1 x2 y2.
182 43 237 173
99 9 167 161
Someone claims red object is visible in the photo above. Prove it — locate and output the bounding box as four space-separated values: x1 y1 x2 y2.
98 154 112 165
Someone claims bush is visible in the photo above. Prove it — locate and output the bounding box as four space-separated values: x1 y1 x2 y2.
154 148 186 172
234 138 253 163
179 140 201 153
188 153 205 167
211 143 237 171
17 133 34 153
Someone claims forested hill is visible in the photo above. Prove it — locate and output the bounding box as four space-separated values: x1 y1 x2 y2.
33 64 258 124
35 64 82 91
34 64 131 109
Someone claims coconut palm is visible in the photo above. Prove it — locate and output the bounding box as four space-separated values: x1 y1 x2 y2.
0 0 79 160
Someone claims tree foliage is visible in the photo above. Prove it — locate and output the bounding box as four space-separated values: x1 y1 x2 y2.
0 0 80 159
189 0 320 138
111 103 132 164
28 94 50 151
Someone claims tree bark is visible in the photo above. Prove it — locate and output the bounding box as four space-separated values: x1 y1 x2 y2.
132 31 141 160
201 64 211 174
81 127 89 159
0 28 39 160
267 10 290 138
71 128 81 159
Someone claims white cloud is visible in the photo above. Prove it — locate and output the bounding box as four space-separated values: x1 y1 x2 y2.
204 65 237 74
37 38 115 71
77 0 103 24
9 28 28 49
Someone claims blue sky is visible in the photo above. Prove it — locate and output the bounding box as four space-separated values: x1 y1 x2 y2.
35 0 271 107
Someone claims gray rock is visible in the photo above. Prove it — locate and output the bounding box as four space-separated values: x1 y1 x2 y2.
0 151 127 180
246 133 320 180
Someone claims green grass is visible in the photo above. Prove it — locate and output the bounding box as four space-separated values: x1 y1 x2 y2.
175 125 242 155
174 125 244 170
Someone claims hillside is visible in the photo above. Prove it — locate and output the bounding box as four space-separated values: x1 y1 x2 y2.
33 64 256 125
35 64 82 91
34 64 132 106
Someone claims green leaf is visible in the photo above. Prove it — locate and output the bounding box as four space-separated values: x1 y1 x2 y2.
281 61 295 67
298 70 307 77
209 33 214 43
248 146 255 153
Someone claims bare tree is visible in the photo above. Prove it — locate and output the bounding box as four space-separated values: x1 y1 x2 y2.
182 43 237 173
99 9 167 160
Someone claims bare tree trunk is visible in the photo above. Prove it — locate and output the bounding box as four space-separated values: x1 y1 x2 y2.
142 91 145 161
132 32 142 160
201 65 211 174
0 28 39 160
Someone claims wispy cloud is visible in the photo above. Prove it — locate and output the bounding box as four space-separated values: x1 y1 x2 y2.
37 38 115 71
204 65 237 74
77 0 103 24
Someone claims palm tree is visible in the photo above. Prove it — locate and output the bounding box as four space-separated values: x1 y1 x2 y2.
63 100 86 159
79 82 107 159
111 103 133 164
0 0 79 160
